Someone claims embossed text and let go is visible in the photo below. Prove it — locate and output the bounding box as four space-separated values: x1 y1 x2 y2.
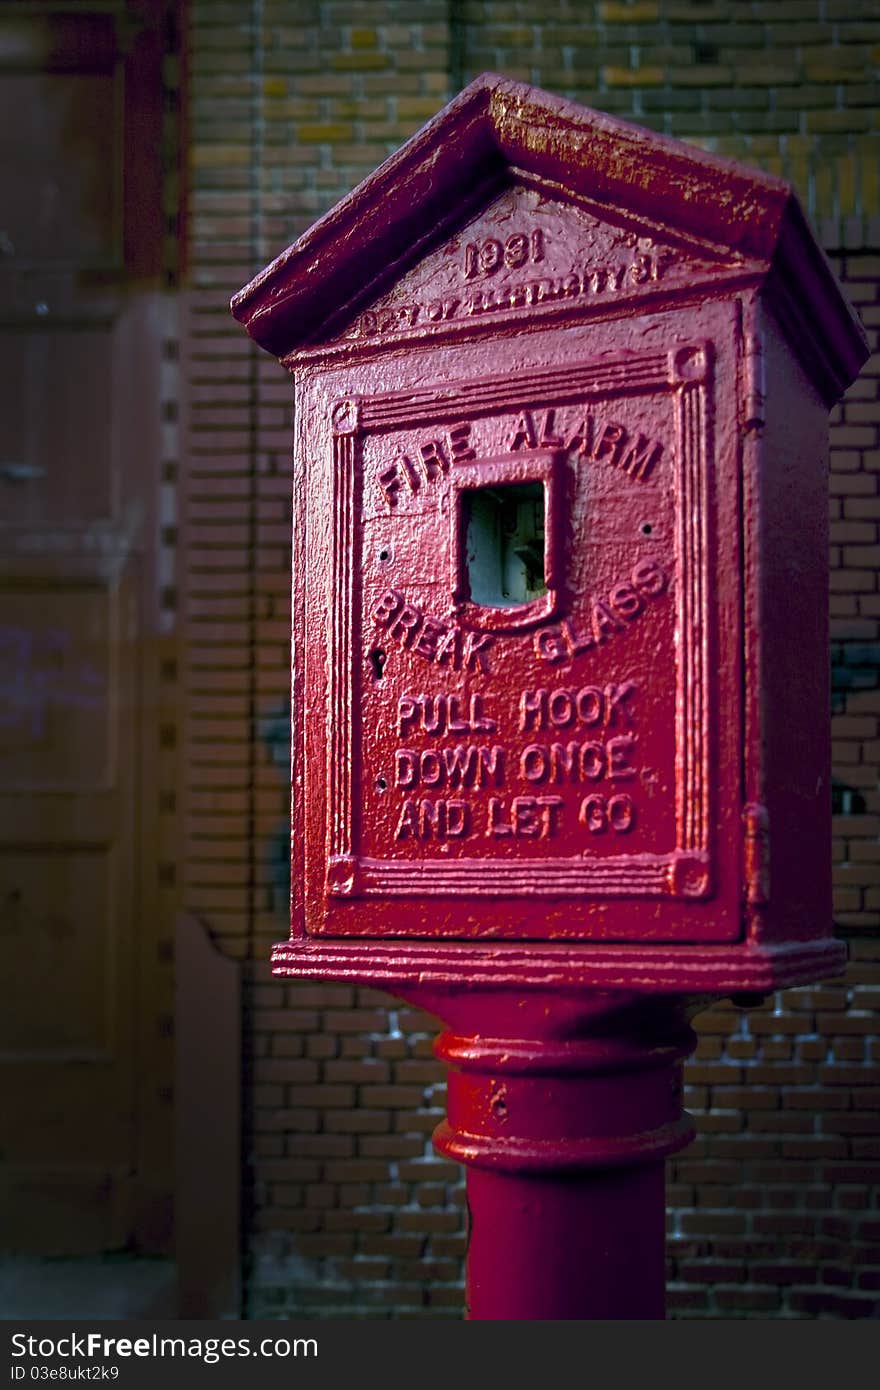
393 791 637 841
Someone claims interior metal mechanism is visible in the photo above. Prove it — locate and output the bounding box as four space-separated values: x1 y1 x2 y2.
463 480 546 607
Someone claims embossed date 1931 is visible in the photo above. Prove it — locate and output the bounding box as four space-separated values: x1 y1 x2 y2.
463 230 545 279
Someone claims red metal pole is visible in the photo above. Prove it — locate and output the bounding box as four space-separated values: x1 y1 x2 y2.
463 1167 667 1320
430 994 697 1320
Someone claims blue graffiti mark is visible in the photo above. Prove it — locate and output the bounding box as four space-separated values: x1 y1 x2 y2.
0 624 105 741
259 701 291 919
831 641 879 815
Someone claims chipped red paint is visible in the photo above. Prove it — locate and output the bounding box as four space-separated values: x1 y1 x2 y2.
233 76 868 1319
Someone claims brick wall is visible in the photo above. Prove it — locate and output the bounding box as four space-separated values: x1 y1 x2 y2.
182 1 879 1317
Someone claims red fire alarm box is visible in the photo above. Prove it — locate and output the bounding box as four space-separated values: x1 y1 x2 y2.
233 75 867 996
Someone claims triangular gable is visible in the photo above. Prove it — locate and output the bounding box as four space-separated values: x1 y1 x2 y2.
232 73 866 402
327 182 756 350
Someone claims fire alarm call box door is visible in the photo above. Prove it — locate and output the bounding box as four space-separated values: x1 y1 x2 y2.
234 75 865 995
295 298 742 945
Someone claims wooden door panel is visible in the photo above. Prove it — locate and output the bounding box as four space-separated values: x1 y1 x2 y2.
0 844 116 1055
6 1029 135 1162
0 3 168 1253
0 65 118 267
0 1167 134 1256
0 562 136 1171
0 325 116 525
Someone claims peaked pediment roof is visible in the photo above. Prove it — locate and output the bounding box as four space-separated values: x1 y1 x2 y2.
231 73 867 399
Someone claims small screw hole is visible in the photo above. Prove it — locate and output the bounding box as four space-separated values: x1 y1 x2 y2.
369 649 387 680
378 549 390 562
640 522 653 536
376 777 388 792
